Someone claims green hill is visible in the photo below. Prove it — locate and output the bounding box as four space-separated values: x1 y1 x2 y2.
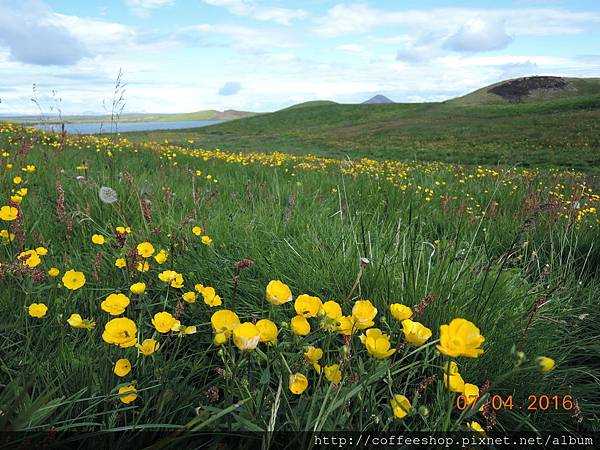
449 76 600 105
125 87 600 172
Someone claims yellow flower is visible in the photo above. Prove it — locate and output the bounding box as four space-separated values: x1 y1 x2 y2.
324 364 342 384
437 318 485 358
390 394 412 419
0 205 18 221
137 261 150 272
360 328 396 359
101 293 130 316
390 303 413 321
18 250 41 268
130 282 146 295
0 229 15 241
468 421 485 432
28 303 48 318
154 249 168 264
444 372 465 393
265 280 292 305
321 300 342 319
352 300 377 329
62 269 86 290
48 267 60 277
114 358 132 377
464 383 480 408
182 291 197 303
10 195 22 203
91 234 105 245
201 235 213 246
256 319 278 344
192 226 202 236
196 285 222 307
137 242 155 258
118 385 137 404
12 176 22 184
335 315 356 335
537 356 556 372
171 273 184 289
152 312 177 333
294 294 323 318
401 319 432 345
304 346 323 373
213 332 228 346
158 270 177 283
102 317 137 348
137 338 160 356
66 313 95 329
232 322 261 351
289 373 308 395
115 258 127 268
35 247 48 256
210 309 240 336
115 226 131 235
290 315 310 336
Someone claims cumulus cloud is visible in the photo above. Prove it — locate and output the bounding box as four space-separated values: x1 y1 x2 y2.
445 19 512 52
218 81 242 96
0 0 89 65
180 24 298 51
125 0 175 16
202 0 307 25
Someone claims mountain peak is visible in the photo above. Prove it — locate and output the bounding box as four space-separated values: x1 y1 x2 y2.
363 94 394 104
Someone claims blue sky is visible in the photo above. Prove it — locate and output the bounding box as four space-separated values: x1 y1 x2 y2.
0 0 599 114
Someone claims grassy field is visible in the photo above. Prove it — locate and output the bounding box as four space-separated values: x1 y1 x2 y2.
0 121 599 444
123 95 600 173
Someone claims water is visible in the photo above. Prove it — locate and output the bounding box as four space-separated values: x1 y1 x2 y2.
29 120 221 134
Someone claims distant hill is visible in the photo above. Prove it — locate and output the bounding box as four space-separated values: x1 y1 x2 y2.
450 76 600 105
282 100 338 110
363 95 394 104
2 109 259 124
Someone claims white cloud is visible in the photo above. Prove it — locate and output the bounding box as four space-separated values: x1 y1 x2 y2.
125 0 175 16
445 19 512 52
180 24 298 50
202 0 307 25
337 44 365 54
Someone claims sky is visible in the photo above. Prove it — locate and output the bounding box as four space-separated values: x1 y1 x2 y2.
0 0 599 115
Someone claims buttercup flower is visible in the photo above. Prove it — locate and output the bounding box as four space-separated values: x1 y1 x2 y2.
137 242 155 258
67 313 95 329
391 394 412 419
352 300 377 329
537 356 556 372
48 267 60 277
443 367 465 393
18 250 41 268
360 328 396 359
256 319 278 344
233 322 261 351
101 293 130 316
158 270 177 283
196 285 222 307
304 346 323 373
102 318 137 348
62 269 86 290
192 226 202 236
182 291 197 303
324 364 342 384
130 282 146 295
201 235 213 246
213 332 228 346
152 312 177 333
289 373 308 395
171 273 184 289
28 303 48 318
137 261 150 272
464 383 480 409
35 247 48 256
401 319 432 345
266 280 292 305
115 258 127 268
154 249 168 264
91 234 105 245
290 315 310 336
321 301 342 319
114 358 132 377
437 318 485 358
0 206 18 221
390 303 413 321
137 338 160 356
294 294 323 318
468 421 485 433
210 309 240 337
335 316 356 335
118 385 137 404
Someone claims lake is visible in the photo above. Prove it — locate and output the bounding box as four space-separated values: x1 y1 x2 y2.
30 120 221 134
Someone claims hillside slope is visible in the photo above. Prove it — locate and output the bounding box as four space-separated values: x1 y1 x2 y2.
126 94 600 171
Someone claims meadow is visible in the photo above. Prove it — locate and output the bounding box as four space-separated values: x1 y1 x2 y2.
0 120 599 445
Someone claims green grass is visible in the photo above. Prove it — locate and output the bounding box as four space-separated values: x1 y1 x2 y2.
123 94 600 173
0 123 599 441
